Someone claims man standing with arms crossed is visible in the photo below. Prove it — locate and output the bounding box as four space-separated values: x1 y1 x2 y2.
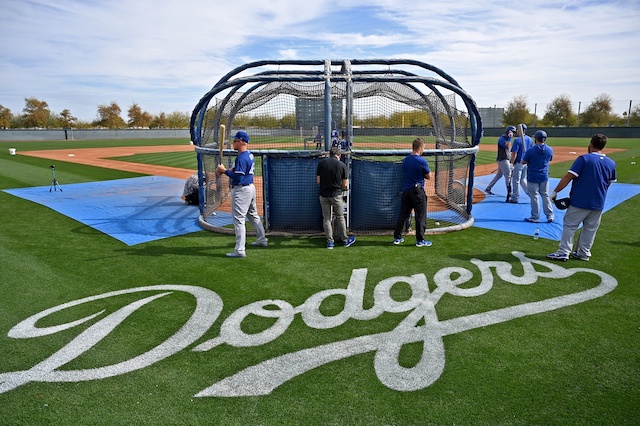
547 134 616 262
508 124 533 203
393 137 432 247
317 146 356 249
216 131 268 258
485 126 514 201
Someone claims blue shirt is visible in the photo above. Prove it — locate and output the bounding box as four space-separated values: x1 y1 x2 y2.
401 154 431 191
568 152 617 210
496 135 511 161
510 135 534 163
523 144 554 183
225 150 255 186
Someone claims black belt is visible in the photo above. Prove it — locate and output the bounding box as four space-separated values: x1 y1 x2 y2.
232 183 252 187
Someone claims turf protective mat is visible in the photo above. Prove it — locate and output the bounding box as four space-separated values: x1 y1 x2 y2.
3 176 202 245
472 174 640 240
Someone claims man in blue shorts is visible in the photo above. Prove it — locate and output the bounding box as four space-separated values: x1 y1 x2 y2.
216 131 268 258
547 134 617 262
522 130 554 223
485 126 514 201
393 137 432 247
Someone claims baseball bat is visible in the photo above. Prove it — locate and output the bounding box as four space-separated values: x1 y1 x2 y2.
219 124 226 163
518 124 526 153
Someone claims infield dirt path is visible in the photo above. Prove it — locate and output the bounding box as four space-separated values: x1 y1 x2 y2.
19 144 198 180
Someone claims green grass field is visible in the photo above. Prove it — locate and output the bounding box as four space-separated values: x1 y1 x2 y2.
0 137 638 425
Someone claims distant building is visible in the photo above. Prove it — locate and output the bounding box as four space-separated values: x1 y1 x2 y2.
478 107 504 127
296 98 343 131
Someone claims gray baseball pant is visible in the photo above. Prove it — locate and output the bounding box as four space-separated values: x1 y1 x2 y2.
231 184 266 254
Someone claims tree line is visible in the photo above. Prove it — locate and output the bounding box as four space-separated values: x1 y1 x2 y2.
0 98 190 129
1 93 638 130
503 93 640 127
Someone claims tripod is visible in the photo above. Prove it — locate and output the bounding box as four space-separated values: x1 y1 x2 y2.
49 165 62 192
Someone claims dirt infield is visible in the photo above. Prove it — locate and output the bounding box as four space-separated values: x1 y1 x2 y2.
18 145 198 179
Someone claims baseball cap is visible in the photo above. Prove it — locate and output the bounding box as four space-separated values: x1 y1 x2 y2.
554 197 570 210
232 131 250 143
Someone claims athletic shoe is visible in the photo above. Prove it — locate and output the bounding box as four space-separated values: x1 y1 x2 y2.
252 240 268 247
546 252 568 262
393 238 404 245
524 218 540 223
484 188 495 195
226 251 246 258
416 240 432 247
507 199 518 204
344 235 356 247
547 218 554 223
326 242 334 250
570 251 589 261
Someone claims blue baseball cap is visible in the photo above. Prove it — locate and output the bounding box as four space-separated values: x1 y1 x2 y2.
232 131 249 143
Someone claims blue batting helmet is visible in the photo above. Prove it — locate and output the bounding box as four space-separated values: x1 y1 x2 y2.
505 125 516 134
534 130 547 142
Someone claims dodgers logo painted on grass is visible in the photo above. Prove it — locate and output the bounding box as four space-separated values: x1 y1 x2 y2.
0 252 617 397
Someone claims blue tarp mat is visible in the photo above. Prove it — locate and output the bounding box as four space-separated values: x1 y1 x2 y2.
4 176 202 246
471 174 640 240
4 174 638 245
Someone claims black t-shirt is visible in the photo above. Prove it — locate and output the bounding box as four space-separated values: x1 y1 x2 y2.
316 156 347 197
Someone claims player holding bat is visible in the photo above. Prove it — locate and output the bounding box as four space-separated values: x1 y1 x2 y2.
508 123 533 203
484 126 515 201
216 131 268 258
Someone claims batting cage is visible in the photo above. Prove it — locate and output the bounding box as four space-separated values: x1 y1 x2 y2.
190 59 482 236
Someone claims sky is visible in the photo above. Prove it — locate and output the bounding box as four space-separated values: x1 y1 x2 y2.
1 0 639 122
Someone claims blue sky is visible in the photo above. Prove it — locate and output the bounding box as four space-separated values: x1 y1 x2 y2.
1 0 639 121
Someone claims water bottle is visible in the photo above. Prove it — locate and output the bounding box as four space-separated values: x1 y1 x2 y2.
534 227 540 240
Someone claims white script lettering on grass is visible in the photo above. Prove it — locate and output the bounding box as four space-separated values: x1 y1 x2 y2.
0 252 617 397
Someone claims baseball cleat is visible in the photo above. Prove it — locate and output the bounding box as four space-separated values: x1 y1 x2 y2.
393 238 404 245
226 251 247 258
524 218 540 223
416 240 432 247
570 251 589 261
546 252 568 262
326 242 334 250
252 240 268 247
484 188 495 195
344 236 356 247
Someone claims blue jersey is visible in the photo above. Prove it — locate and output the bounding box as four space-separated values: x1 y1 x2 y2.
568 152 617 210
495 135 511 161
228 151 255 186
510 135 534 163
401 154 431 191
523 144 553 183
